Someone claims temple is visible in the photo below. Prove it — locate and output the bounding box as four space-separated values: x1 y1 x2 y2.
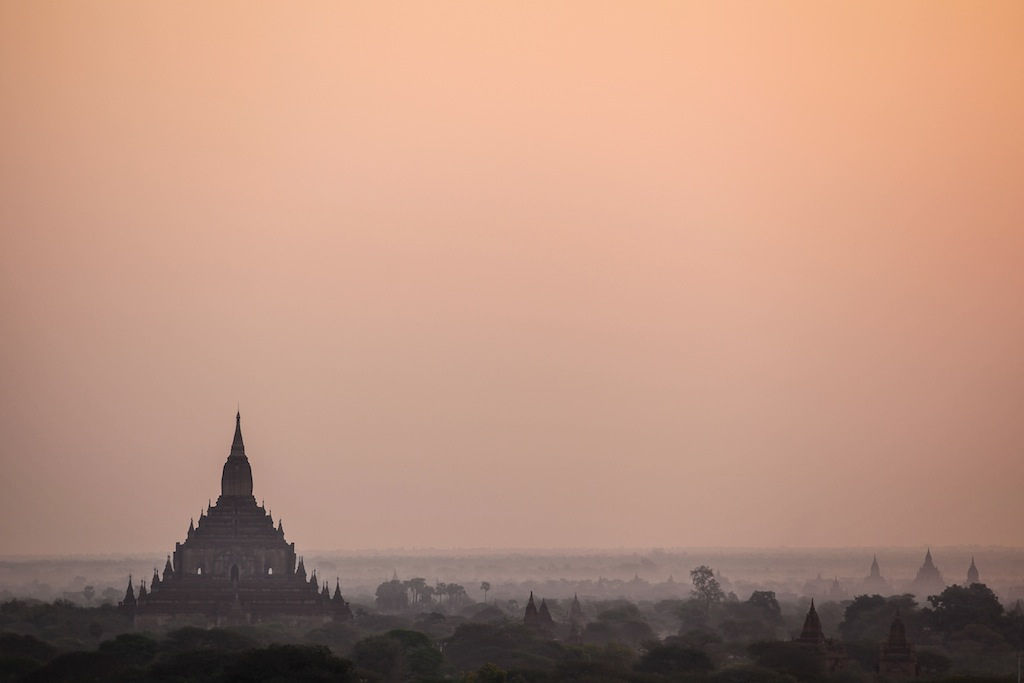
909 548 945 599
121 412 351 627
523 591 554 634
966 557 980 585
794 599 847 674
567 593 585 644
878 609 918 678
862 554 890 595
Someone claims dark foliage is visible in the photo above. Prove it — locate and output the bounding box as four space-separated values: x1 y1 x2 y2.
748 641 827 683
634 639 713 675
222 643 356 682
351 629 441 681
443 623 563 673
97 632 159 666
0 633 56 663
923 583 1004 635
21 650 125 683
746 591 782 622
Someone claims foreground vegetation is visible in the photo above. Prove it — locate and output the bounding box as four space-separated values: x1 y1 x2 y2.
1 577 1022 682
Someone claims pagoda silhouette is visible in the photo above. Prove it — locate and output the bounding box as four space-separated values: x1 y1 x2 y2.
121 412 351 626
908 548 945 599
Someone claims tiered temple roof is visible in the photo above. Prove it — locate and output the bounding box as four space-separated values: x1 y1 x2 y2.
121 412 351 627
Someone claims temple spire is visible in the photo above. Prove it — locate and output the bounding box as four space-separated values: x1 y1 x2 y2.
122 575 136 606
221 411 254 498
231 410 245 457
967 556 979 584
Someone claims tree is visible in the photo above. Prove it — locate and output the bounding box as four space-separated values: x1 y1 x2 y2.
223 644 356 682
444 583 468 611
924 583 1004 638
634 639 713 675
747 591 782 622
97 633 158 666
748 641 827 683
375 579 409 612
480 581 491 604
690 566 725 613
351 630 441 682
404 577 428 606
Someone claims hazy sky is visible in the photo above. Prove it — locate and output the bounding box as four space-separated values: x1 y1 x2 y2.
2 2 1023 555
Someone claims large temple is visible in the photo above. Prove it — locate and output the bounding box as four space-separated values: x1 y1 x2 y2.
908 548 945 599
121 412 351 627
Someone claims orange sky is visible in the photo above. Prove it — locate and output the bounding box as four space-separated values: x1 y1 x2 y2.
1 2 1023 555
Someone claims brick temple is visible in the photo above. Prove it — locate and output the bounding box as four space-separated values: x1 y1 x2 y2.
121 412 351 627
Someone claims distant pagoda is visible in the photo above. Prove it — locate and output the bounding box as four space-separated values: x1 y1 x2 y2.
862 555 890 595
966 557 980 585
121 412 351 627
908 548 945 599
523 591 554 635
567 593 585 644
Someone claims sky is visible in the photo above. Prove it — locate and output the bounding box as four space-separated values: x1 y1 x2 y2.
1 2 1023 555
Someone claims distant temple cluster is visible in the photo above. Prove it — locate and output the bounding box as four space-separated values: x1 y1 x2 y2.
789 548 986 679
120 413 351 626
805 549 981 602
515 549 986 679
522 591 585 643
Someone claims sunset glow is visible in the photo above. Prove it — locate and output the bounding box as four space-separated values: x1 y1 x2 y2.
1 1 1022 554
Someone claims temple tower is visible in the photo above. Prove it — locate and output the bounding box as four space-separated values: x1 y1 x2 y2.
878 609 918 678
122 412 347 627
795 600 847 673
909 549 945 599
523 591 540 629
966 557 979 585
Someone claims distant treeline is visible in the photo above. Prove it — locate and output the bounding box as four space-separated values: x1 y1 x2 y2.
1 570 1023 682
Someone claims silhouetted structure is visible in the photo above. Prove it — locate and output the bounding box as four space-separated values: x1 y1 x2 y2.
523 591 539 628
878 609 918 678
909 548 945 598
523 591 553 634
567 593 584 644
795 599 847 674
121 413 351 627
966 557 979 585
862 554 890 594
538 598 554 631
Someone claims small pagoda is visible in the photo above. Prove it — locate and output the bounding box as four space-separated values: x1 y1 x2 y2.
878 609 918 678
795 599 847 674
